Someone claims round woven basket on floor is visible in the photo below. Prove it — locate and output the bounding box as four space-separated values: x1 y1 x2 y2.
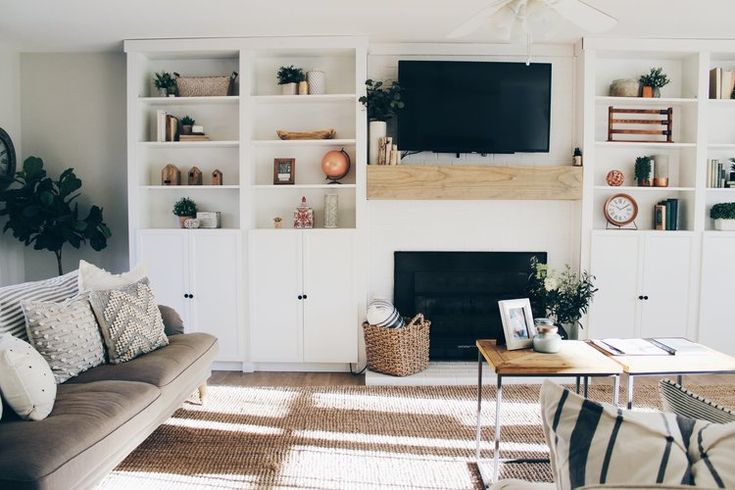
363 313 430 377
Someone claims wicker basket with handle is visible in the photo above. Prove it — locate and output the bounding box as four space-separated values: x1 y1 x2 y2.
174 71 237 97
363 313 430 377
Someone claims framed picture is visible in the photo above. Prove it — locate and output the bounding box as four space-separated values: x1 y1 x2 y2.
498 298 536 350
273 158 295 185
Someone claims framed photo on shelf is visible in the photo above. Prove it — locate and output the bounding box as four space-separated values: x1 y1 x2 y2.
273 158 295 185
498 298 536 350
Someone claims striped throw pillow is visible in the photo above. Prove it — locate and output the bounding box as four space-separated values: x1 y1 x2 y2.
366 299 404 329
0 271 79 340
659 379 735 425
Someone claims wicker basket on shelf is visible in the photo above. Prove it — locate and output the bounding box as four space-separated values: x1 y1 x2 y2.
174 72 237 97
363 313 430 377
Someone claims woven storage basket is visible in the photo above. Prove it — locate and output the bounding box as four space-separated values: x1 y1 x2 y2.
175 72 236 97
363 313 430 377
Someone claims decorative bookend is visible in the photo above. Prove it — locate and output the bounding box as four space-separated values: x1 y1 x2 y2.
188 166 203 185
607 106 673 143
211 169 223 186
293 196 314 229
161 164 181 186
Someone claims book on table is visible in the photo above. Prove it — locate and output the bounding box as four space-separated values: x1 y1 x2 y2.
591 337 708 356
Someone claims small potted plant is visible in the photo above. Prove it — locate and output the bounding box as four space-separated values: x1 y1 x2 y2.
358 79 405 164
277 65 305 95
180 116 195 135
154 71 176 97
635 155 653 186
639 67 670 98
173 197 197 228
710 202 735 231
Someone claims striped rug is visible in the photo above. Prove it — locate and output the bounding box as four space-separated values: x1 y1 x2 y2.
98 383 735 490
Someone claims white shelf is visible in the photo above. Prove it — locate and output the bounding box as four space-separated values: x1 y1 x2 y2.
141 185 240 190
594 186 695 192
253 184 356 190
708 144 735 149
139 141 239 148
139 228 241 233
706 188 735 192
707 99 735 107
595 96 698 106
592 229 695 236
251 138 356 147
596 141 696 148
139 96 239 105
252 94 356 103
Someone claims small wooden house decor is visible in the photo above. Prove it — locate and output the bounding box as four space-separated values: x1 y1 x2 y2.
212 169 223 186
188 166 203 185
161 164 181 185
607 106 673 143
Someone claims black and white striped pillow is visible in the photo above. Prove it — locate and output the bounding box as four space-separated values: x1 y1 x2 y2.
659 379 735 425
0 271 79 340
366 299 404 329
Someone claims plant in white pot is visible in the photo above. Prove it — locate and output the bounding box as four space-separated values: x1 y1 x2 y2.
711 202 735 231
359 79 404 165
172 197 197 228
277 65 305 96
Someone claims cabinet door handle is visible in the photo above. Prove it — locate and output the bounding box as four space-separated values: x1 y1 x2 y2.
298 295 303 300
643 295 649 300
189 293 194 299
184 293 190 299
638 295 644 300
302 294 308 299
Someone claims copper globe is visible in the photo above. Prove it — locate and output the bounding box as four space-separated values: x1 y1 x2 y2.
321 148 351 182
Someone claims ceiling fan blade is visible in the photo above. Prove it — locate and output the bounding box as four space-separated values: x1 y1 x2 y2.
447 0 514 38
545 0 617 32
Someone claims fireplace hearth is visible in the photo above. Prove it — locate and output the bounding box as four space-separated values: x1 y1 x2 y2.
394 251 546 361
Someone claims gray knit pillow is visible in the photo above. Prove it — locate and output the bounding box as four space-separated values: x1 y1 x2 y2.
22 294 105 383
88 279 168 364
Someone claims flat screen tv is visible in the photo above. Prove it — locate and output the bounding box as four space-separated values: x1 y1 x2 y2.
397 60 551 154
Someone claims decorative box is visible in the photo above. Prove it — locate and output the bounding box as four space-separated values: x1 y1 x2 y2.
196 211 221 229
293 196 314 229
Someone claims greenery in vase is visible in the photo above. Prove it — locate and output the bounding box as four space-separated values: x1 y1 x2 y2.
0 156 111 276
527 257 597 329
276 65 305 85
639 67 670 89
634 155 652 181
358 79 405 121
180 116 195 126
710 202 735 220
153 71 176 92
172 197 197 217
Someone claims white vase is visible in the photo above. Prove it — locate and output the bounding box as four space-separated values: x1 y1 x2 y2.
281 83 297 95
369 121 387 165
714 218 735 231
307 70 326 95
562 322 580 340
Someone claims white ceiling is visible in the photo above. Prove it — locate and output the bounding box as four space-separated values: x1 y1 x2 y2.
0 0 733 52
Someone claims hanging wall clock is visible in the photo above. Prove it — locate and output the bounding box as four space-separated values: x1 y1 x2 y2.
0 127 17 188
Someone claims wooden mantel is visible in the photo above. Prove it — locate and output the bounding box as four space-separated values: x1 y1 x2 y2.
367 165 583 200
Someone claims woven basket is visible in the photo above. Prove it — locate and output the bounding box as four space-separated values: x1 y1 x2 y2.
175 72 236 97
363 313 430 377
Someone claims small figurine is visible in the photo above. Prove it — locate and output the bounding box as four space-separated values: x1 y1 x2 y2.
212 169 223 186
273 217 283 229
188 166 203 185
293 196 314 229
161 163 180 185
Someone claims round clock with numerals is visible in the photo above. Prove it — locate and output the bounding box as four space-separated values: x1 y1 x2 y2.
0 127 16 189
604 193 638 227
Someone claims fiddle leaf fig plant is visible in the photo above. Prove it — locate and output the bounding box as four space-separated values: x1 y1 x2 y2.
358 79 405 121
0 156 111 276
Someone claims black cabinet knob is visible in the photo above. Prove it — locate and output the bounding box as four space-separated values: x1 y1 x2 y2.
638 295 644 300
298 295 303 300
302 294 308 299
643 295 649 300
189 294 194 299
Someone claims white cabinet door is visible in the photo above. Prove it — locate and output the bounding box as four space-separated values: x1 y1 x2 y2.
699 235 735 355
190 231 241 360
302 230 357 363
589 233 641 338
250 230 302 362
138 231 189 321
639 234 692 338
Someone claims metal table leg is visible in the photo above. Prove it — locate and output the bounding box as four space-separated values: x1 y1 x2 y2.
475 350 483 461
575 376 580 394
583 376 589 398
493 375 503 482
627 374 635 409
613 375 620 406
677 375 683 386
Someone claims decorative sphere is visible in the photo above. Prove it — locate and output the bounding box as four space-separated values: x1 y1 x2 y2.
321 148 351 181
606 169 625 186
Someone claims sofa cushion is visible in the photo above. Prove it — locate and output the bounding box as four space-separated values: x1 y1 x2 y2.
0 380 159 486
66 332 217 388
77 259 147 292
0 334 56 421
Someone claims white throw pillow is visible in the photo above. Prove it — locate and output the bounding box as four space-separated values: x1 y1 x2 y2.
77 260 148 292
0 334 56 420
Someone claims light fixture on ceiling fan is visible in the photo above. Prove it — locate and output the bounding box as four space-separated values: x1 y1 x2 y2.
448 0 617 64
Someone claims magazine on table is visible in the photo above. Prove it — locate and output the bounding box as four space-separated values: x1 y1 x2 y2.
591 337 709 356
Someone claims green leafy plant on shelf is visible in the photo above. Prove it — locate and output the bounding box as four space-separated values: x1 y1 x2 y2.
153 71 177 95
710 202 735 220
0 156 111 276
276 65 305 85
172 197 197 217
639 67 670 89
180 116 195 126
358 79 405 121
634 155 653 185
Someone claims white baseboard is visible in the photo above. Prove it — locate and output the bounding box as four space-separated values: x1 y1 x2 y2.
252 362 353 372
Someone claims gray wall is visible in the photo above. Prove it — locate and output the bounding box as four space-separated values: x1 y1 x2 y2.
21 53 128 279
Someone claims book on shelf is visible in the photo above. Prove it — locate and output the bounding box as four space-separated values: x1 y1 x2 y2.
654 204 667 230
710 67 735 99
708 159 728 188
592 337 708 356
656 198 679 231
156 110 167 142
178 134 211 141
165 114 179 142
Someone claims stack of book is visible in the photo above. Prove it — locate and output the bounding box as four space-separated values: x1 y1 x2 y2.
654 198 680 231
156 110 179 142
376 137 399 165
708 159 735 188
710 67 735 99
179 134 210 142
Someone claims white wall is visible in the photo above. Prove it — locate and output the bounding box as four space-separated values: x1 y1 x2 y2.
367 44 581 301
21 53 128 280
0 42 25 286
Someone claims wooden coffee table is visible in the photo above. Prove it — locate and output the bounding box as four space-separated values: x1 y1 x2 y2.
475 340 623 486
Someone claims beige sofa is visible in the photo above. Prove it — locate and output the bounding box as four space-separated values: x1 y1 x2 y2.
0 332 218 490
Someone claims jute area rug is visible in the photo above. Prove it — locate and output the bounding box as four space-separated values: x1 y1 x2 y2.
98 383 735 490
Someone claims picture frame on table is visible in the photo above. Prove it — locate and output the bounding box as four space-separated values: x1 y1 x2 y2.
498 298 536 350
273 158 295 185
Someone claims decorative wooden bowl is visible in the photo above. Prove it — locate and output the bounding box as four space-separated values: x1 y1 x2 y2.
276 129 336 140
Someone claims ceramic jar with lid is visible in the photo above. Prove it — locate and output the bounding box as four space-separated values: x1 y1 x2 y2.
533 318 562 354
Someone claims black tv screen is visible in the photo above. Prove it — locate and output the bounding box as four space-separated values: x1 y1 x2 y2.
397 60 551 154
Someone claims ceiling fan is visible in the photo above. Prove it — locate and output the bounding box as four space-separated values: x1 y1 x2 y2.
448 0 617 40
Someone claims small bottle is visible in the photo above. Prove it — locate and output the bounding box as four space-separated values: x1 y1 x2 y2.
573 147 583 167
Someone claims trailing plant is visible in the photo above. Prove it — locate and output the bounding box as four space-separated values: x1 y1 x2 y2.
639 67 670 89
0 156 111 276
153 71 176 91
180 116 195 126
172 197 197 217
710 202 735 220
276 65 305 85
634 155 652 181
358 79 405 121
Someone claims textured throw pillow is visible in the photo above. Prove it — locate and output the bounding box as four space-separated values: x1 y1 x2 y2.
77 260 148 292
0 270 79 340
158 305 184 336
367 299 405 329
659 379 735 425
540 380 695 489
688 420 735 487
88 279 168 364
0 334 56 420
22 295 106 384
